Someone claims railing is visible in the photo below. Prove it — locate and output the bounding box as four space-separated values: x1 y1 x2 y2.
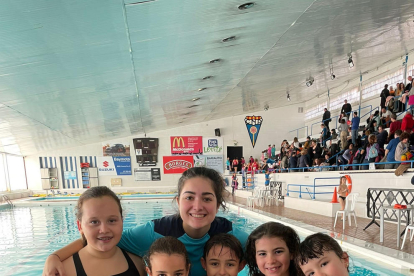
286 177 340 199
289 126 308 139
1 195 13 207
310 105 373 135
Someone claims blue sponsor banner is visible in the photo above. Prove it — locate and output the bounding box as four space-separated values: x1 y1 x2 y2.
113 156 132 175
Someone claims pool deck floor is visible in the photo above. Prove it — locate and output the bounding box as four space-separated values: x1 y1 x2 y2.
228 195 414 256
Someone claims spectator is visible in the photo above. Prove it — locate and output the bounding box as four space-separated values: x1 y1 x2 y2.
395 132 410 162
241 157 245 167
298 149 310 169
381 107 392 127
341 99 352 119
376 125 388 149
292 137 299 149
389 85 395 96
406 76 413 93
384 130 402 169
303 136 311 149
271 145 276 158
338 119 348 150
249 156 254 163
320 124 329 147
289 152 298 169
380 84 390 109
267 145 272 158
232 158 238 172
351 111 360 145
401 112 414 133
362 134 379 170
388 114 402 140
338 143 353 166
396 83 403 97
372 121 378 133
322 108 331 129
311 140 322 161
226 157 230 171
330 129 338 140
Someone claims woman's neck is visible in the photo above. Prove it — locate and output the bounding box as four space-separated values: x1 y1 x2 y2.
183 223 210 239
83 245 119 260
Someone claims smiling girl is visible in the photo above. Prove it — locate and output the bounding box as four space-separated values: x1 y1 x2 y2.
245 222 300 276
61 186 146 276
43 167 248 276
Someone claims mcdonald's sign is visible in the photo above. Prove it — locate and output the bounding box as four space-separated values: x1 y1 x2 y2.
170 136 202 155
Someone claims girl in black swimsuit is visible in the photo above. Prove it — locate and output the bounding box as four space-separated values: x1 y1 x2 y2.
61 187 145 276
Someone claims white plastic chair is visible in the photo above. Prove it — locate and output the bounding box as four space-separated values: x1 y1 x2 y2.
401 224 414 249
247 187 261 207
334 193 359 231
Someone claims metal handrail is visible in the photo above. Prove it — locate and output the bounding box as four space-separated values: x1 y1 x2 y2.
286 183 338 199
289 126 308 139
1 195 13 207
310 105 372 135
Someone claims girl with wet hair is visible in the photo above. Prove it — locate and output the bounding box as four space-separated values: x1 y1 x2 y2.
43 167 248 276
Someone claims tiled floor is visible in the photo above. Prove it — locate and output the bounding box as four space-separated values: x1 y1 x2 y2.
227 195 414 254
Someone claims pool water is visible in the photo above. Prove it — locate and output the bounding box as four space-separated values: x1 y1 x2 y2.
0 201 405 276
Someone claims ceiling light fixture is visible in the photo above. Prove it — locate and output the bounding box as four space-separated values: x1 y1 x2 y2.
209 58 221 64
287 94 291 101
348 54 354 68
202 76 213 80
306 77 314 87
238 2 255 10
222 36 236 42
198 87 207 91
192 97 200 101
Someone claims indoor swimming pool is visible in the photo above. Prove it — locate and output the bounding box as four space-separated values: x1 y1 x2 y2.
0 200 407 276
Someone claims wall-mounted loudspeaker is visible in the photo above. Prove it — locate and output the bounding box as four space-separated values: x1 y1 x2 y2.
215 128 221 137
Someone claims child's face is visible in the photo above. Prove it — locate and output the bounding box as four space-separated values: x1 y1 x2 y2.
146 253 189 276
77 196 123 253
201 245 245 276
255 236 291 276
300 251 349 276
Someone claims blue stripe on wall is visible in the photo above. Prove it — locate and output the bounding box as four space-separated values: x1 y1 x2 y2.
94 156 97 168
59 157 65 189
89 156 93 167
44 157 48 168
69 157 74 189
39 157 43 169
74 157 79 189
64 156 69 188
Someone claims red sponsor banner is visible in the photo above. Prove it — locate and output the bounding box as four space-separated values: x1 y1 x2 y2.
163 156 194 174
170 136 203 155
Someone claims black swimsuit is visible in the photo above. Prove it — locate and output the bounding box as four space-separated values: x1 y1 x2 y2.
73 248 140 276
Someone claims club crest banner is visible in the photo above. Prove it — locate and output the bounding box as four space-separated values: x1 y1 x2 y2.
245 115 263 148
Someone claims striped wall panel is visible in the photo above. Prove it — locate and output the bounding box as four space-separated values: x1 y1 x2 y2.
39 157 57 169
79 156 96 167
59 156 79 189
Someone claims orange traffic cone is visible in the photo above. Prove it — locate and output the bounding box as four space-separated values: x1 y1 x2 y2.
331 187 339 203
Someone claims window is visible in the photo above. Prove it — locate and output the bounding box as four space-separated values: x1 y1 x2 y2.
6 155 27 191
330 88 360 111
305 102 327 120
0 154 7 192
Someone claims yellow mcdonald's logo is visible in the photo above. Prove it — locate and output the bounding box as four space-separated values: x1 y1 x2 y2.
172 137 185 148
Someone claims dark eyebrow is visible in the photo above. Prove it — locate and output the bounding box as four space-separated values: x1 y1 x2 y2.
182 191 215 197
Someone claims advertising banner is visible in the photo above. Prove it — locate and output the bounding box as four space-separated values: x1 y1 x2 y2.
203 137 223 155
151 168 161 181
194 155 224 173
102 142 130 157
170 136 202 155
134 168 152 181
163 156 194 174
98 157 132 175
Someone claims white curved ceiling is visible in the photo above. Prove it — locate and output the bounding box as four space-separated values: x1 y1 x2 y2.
0 0 413 155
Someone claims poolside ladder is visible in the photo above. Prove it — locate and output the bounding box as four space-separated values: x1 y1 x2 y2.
1 195 13 207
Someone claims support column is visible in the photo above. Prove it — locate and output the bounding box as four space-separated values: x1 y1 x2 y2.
359 73 362 116
327 89 330 109
403 54 408 85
